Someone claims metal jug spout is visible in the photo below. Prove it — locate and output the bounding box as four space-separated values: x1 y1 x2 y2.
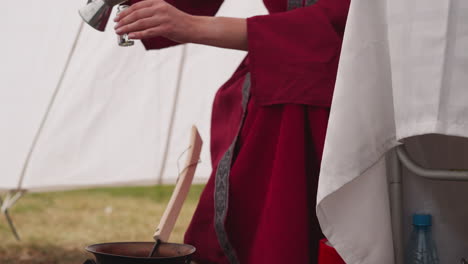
79 0 129 31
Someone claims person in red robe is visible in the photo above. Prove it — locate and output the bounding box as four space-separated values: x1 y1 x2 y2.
115 0 350 263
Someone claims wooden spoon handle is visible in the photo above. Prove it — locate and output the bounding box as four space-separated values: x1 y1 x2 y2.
153 126 203 242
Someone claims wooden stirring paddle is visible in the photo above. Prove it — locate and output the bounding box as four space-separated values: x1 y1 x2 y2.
149 126 203 257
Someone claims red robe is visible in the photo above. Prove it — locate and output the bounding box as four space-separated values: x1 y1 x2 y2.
131 0 350 263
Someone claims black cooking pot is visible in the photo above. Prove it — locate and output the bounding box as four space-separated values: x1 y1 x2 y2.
84 242 196 264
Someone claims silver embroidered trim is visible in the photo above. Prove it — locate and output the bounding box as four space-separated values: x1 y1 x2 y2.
214 73 251 264
288 0 303 10
305 0 318 6
289 0 318 10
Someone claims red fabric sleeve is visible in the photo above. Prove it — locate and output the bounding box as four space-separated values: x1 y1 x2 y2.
247 0 350 106
128 0 224 50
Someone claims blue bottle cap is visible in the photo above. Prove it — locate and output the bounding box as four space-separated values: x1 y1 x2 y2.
413 214 432 226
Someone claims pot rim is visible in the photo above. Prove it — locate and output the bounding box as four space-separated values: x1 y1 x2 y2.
85 241 196 260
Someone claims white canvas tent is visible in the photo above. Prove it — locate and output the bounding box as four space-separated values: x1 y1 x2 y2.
1 0 267 191
1 0 266 237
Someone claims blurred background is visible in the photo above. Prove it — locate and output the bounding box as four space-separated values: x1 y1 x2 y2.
0 185 204 264
1 0 266 263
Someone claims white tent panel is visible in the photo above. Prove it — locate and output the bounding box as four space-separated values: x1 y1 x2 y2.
1 1 84 190
1 0 267 191
23 29 169 190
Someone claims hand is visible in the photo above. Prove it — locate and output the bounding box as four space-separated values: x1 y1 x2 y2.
114 0 248 51
114 0 194 43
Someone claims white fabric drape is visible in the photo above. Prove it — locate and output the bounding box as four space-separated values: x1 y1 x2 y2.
317 0 468 263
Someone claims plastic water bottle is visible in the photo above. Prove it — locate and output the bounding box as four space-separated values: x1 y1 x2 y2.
406 214 439 264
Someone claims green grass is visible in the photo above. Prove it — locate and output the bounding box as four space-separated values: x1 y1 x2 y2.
0 185 205 264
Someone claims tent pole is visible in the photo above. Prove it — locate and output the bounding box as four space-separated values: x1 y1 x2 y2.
0 190 26 211
4 21 85 240
15 21 85 191
0 193 21 241
4 210 21 241
157 45 188 185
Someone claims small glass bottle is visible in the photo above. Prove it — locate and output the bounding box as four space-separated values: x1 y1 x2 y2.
116 5 134 47
405 214 439 264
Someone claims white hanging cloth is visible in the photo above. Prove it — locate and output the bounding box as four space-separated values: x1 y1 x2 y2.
317 0 468 263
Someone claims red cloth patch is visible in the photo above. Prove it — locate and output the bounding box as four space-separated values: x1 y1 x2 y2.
319 239 346 264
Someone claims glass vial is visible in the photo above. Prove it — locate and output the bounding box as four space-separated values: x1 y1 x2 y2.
116 5 134 47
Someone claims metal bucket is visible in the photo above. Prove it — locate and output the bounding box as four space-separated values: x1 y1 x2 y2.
84 242 195 264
